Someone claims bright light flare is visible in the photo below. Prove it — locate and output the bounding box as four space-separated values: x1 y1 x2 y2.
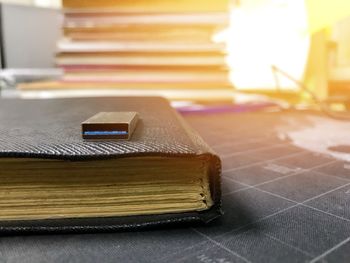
226 0 310 91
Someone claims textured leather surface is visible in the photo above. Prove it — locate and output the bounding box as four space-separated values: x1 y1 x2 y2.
0 97 208 158
0 97 221 233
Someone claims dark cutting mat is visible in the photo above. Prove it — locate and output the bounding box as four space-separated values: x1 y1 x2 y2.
1 110 350 263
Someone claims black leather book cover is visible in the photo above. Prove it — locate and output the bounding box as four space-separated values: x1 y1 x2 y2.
0 97 221 234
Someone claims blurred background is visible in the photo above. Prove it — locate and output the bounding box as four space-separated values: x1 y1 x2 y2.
0 0 350 115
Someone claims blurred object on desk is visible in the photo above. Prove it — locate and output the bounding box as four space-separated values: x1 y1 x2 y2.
329 15 350 104
0 3 61 69
0 68 62 98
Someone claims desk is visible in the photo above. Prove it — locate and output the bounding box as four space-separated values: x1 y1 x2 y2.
0 110 349 262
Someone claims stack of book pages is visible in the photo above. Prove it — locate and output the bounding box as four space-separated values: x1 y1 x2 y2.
18 0 233 101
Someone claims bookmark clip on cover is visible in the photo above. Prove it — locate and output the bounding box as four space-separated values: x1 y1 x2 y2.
82 112 139 140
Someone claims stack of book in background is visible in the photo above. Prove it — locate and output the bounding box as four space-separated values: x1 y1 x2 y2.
18 0 233 102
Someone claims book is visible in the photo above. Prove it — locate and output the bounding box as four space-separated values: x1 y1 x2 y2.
59 67 230 84
62 0 230 12
63 25 221 42
63 24 222 37
56 52 227 67
17 81 233 90
57 40 226 53
63 13 229 27
0 97 221 233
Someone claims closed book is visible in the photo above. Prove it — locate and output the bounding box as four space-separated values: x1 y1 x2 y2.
62 0 229 13
62 24 223 41
17 81 233 90
57 40 226 53
63 26 219 42
0 97 221 233
61 72 229 84
56 52 227 67
63 13 229 27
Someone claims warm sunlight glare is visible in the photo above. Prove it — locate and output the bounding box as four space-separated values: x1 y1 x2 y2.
306 0 350 34
226 0 310 91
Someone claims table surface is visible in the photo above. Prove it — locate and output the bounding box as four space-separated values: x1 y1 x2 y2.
1 110 350 263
